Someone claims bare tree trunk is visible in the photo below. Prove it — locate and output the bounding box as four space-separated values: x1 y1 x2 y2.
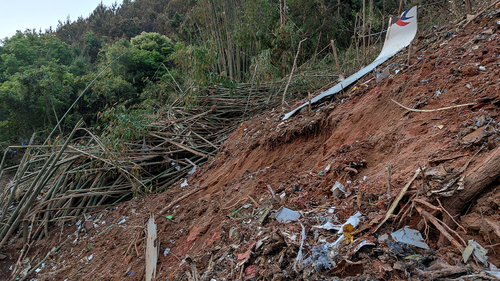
362 0 366 64
438 147 500 247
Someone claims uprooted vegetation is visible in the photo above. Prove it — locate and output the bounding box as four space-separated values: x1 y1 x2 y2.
3 3 500 281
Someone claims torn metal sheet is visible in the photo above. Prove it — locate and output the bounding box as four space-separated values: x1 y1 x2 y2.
391 226 430 249
283 6 418 120
275 206 300 223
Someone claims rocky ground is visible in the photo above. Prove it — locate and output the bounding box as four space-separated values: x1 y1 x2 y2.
2 8 500 281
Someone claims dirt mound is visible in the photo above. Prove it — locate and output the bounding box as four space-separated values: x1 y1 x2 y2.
3 12 500 281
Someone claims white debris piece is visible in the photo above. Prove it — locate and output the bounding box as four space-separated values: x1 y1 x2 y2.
391 226 430 249
181 179 188 187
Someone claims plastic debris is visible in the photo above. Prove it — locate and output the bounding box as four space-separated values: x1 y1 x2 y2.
331 181 345 198
88 254 93 260
333 212 363 248
353 240 375 253
293 222 307 271
118 218 127 224
486 264 500 278
163 248 170 257
275 206 300 223
267 184 276 198
391 226 430 249
341 223 359 245
339 212 363 234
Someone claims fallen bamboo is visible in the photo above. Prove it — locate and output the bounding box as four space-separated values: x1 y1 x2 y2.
0 79 307 250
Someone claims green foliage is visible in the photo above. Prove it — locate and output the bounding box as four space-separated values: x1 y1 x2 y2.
0 31 83 142
170 41 236 101
86 32 175 111
131 32 175 79
97 105 153 152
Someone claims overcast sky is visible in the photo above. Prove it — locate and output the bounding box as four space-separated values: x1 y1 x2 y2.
0 0 123 40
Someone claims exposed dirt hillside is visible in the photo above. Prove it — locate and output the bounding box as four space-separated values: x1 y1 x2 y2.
3 11 500 281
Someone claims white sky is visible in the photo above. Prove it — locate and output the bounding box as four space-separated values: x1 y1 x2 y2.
0 0 123 40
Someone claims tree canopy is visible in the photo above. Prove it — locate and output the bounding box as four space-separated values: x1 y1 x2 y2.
0 0 447 144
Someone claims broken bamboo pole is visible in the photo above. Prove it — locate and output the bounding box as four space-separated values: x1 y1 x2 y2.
282 38 308 105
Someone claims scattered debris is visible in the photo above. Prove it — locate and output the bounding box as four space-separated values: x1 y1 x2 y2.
275 207 300 223
331 181 346 198
304 243 335 271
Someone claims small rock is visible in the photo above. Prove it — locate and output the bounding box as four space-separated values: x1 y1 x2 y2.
84 220 94 231
481 57 496 66
393 261 407 271
460 66 478 76
483 28 494 35
461 125 495 145
378 254 390 263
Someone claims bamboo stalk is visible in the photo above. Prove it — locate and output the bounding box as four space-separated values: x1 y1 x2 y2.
0 120 83 249
282 38 308 104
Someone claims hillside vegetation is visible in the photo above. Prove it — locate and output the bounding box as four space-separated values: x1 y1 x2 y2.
0 0 451 146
